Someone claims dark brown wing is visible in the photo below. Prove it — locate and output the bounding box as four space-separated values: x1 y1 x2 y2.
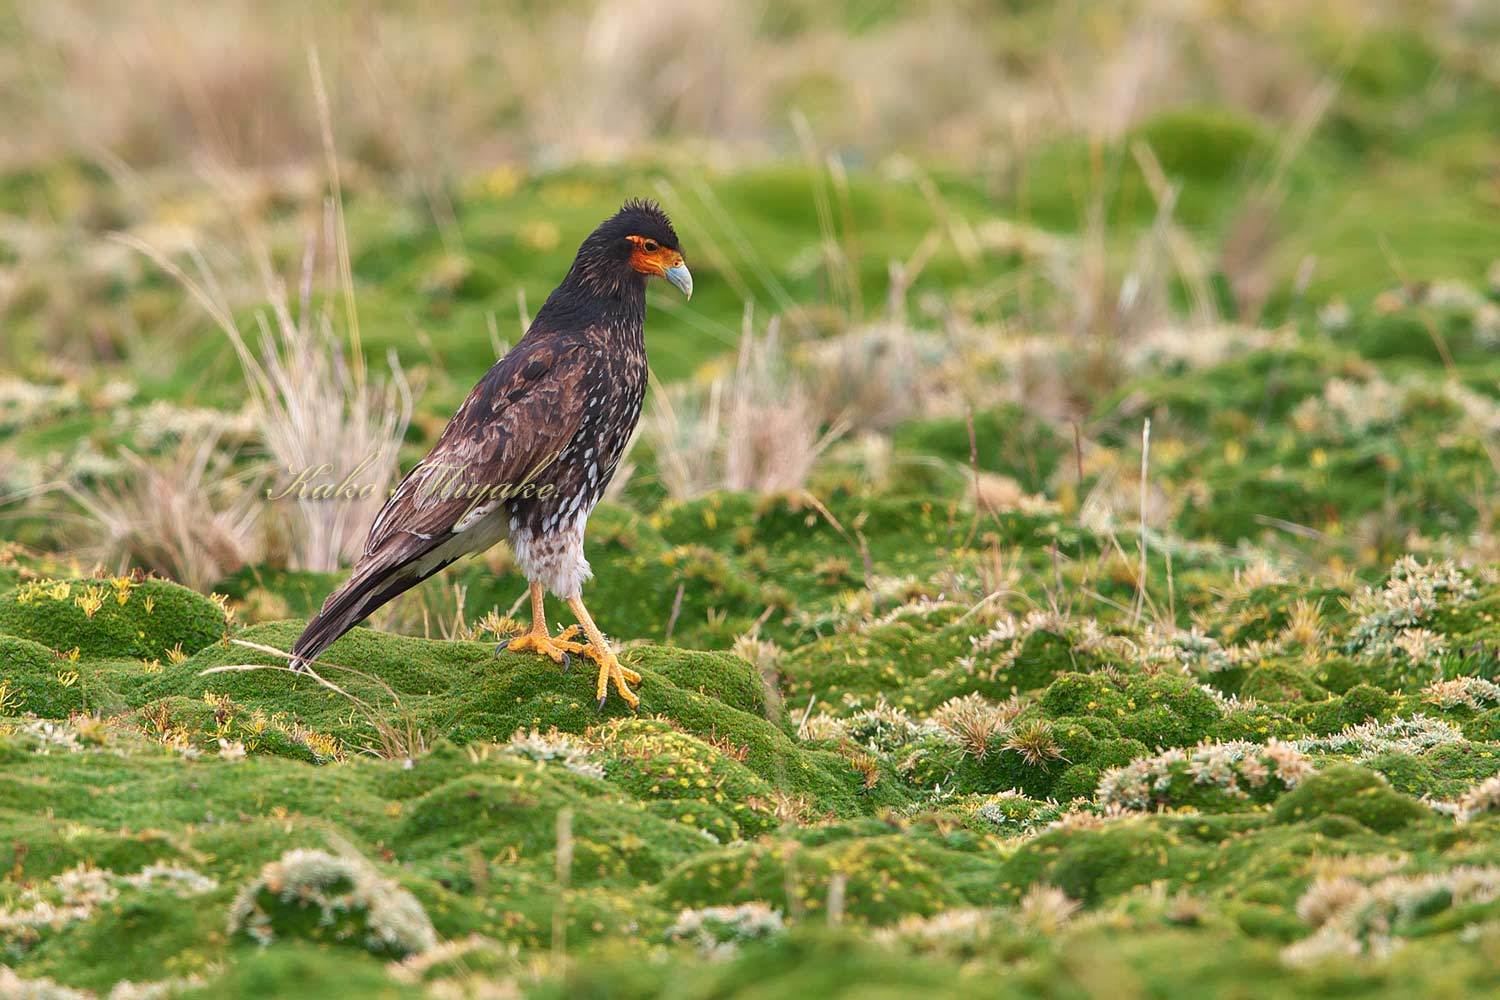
290 332 591 665
365 337 588 557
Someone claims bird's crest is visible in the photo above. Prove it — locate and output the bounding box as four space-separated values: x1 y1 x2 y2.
601 198 679 250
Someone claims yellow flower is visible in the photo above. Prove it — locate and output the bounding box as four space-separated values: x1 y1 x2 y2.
74 585 105 619
482 164 525 198
518 220 560 251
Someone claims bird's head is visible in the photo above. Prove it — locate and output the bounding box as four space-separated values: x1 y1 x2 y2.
573 198 692 300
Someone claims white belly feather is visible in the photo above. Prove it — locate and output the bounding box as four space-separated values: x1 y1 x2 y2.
509 510 592 600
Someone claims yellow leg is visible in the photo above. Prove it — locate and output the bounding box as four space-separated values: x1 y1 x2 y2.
502 582 585 667
566 595 641 710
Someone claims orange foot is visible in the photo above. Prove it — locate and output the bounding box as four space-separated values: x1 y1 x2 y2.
583 645 641 711
501 624 586 670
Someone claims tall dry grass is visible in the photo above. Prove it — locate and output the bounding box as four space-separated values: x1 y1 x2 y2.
67 432 262 591
105 50 415 576
643 312 839 500
117 190 413 572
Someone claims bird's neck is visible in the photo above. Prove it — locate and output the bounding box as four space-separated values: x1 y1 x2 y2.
535 265 648 334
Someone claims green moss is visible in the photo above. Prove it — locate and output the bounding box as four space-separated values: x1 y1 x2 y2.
1370 744 1500 800
1039 672 1129 720
658 835 976 924
535 927 995 1000
1463 709 1500 742
0 578 227 660
213 567 343 621
1341 29 1442 101
1312 656 1369 695
1305 683 1396 734
1022 108 1272 232
596 717 782 840
1005 628 1081 691
1051 738 1150 802
780 611 973 708
891 404 1063 493
622 646 767 717
140 622 888 817
0 633 84 716
1000 821 1205 904
1116 675 1222 748
1238 662 1330 704
20 889 224 993
1272 763 1430 833
183 943 421 999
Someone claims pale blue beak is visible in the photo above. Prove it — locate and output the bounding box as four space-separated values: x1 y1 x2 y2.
663 262 693 299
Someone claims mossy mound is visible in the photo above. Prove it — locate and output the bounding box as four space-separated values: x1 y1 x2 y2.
780 610 975 708
0 578 228 660
227 848 436 957
1272 763 1432 833
0 633 82 717
394 766 710 886
659 834 984 925
116 622 893 818
595 717 783 840
183 943 426 998
532 927 996 1000
999 820 1208 904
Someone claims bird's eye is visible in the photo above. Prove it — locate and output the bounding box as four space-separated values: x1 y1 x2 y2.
643 240 659 253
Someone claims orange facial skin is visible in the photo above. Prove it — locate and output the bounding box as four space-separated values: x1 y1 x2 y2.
626 234 685 277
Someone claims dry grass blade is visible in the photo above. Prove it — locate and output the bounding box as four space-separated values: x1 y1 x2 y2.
930 693 1020 759
641 368 724 501
723 316 842 494
206 638 430 761
66 431 262 591
642 309 843 501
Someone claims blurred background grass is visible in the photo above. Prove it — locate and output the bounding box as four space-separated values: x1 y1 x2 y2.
2 0 1496 378
0 0 1497 584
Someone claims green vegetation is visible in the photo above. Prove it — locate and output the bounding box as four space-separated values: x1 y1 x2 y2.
3 0 1500 997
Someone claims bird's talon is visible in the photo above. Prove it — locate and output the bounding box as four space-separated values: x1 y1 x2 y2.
502 630 586 667
561 651 571 673
587 649 640 710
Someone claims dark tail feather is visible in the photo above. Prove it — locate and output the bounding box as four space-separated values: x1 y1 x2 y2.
290 561 436 669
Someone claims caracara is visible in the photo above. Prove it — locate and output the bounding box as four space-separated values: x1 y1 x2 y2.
291 200 691 708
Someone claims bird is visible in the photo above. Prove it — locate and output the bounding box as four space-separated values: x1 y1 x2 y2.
290 199 692 709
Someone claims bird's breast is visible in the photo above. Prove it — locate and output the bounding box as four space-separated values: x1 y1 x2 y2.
509 345 647 537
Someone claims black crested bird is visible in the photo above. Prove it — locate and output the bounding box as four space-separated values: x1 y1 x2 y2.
291 200 692 708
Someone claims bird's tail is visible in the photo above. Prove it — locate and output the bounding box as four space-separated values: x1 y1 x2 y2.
290 561 420 670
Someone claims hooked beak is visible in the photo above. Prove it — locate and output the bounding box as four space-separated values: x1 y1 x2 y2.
663 262 693 299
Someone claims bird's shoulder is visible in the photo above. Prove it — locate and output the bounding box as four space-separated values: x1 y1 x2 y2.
467 328 594 408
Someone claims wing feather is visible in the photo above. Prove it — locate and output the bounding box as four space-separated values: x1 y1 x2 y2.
366 336 589 560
